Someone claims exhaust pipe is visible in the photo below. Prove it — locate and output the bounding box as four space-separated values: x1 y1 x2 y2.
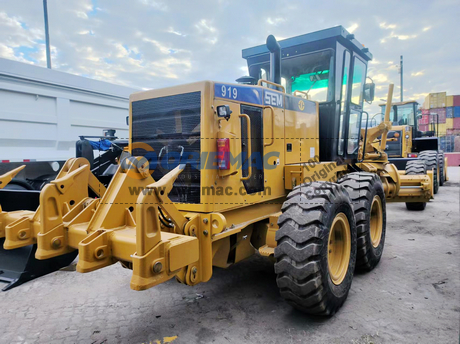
266 35 281 86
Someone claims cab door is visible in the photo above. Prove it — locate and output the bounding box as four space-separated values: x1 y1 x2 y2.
338 53 367 159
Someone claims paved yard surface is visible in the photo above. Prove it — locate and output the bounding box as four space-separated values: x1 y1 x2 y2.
0 169 459 344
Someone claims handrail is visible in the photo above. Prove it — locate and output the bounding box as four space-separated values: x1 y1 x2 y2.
359 111 369 162
239 114 252 181
257 79 285 93
264 106 275 147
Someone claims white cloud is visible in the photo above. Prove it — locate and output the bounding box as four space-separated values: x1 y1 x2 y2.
142 38 171 54
139 0 168 11
266 17 286 26
0 43 16 60
167 27 186 37
76 11 88 19
371 73 390 83
380 22 397 29
195 19 216 33
380 31 417 43
347 23 359 33
411 71 425 77
195 19 218 44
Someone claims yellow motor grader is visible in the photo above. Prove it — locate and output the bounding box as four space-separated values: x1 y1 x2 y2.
0 26 433 314
378 100 447 196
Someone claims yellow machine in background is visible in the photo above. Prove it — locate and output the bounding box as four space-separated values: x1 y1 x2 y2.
0 26 433 315
379 100 447 196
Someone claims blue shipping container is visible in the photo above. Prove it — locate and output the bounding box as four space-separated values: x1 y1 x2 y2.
455 106 460 118
442 135 455 153
447 107 454 118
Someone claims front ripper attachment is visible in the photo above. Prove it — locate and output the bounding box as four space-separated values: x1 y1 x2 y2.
130 164 199 290
75 161 201 291
0 158 103 291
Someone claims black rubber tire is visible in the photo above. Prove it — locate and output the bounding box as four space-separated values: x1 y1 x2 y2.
405 160 427 211
438 150 444 186
406 202 426 211
275 182 357 316
337 173 386 272
418 150 439 194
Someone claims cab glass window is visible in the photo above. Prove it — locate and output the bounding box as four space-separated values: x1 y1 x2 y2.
338 51 351 155
249 50 333 102
347 111 360 154
351 58 366 105
381 103 416 126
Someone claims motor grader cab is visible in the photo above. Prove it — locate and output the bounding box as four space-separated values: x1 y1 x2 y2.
379 101 446 194
0 26 433 315
243 26 375 164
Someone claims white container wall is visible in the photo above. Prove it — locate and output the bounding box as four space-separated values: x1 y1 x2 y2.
0 58 137 162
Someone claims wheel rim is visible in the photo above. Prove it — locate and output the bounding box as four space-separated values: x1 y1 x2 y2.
328 213 351 285
370 195 383 248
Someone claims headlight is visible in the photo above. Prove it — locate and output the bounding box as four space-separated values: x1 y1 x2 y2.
405 134 410 139
216 105 232 120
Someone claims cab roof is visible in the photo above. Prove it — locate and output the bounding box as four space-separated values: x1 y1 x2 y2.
378 100 419 107
242 26 373 61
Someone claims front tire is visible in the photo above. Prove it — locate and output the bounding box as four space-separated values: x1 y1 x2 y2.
405 160 427 211
438 150 444 186
337 173 386 272
418 150 439 194
275 182 357 315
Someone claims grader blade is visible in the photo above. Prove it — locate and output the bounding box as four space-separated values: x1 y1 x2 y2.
0 238 77 291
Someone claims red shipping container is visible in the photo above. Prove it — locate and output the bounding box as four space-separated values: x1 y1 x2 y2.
419 124 429 131
455 136 460 152
453 117 460 129
453 95 460 107
421 109 430 115
447 128 460 136
429 108 446 123
419 115 429 125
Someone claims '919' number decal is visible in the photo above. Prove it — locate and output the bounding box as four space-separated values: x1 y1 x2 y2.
221 85 238 100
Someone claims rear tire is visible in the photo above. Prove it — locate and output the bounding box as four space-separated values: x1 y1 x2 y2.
405 160 427 211
337 173 386 272
275 182 357 315
418 150 439 194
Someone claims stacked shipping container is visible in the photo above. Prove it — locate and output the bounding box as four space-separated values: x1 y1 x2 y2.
419 93 460 152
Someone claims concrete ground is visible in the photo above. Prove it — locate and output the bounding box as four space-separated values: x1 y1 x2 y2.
0 169 459 344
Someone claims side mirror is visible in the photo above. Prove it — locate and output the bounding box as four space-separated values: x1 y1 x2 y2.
364 82 375 102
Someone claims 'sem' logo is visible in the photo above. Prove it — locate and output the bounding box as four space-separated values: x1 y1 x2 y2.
264 91 283 107
298 100 305 111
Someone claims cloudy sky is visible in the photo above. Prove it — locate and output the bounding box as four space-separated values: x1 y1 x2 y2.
1 0 459 114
